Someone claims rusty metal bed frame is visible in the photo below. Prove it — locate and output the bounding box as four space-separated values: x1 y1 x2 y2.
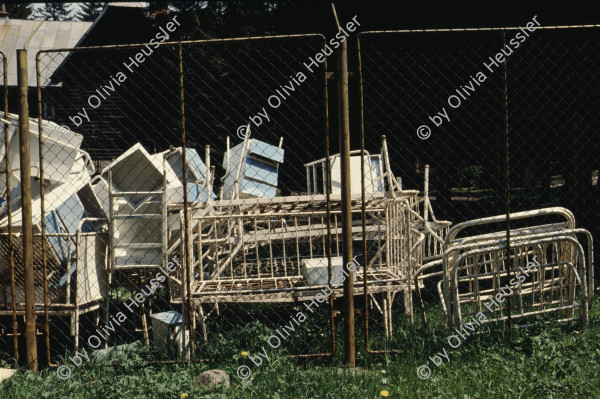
414 207 593 328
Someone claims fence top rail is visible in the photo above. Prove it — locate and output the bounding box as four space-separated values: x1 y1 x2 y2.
35 33 326 57
358 24 600 36
178 191 420 210
192 207 388 221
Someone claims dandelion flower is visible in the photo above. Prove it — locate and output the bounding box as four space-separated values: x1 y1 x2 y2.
181 394 189 398
380 390 390 397
241 351 248 356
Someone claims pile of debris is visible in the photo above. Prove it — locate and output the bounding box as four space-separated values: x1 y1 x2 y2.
0 114 284 308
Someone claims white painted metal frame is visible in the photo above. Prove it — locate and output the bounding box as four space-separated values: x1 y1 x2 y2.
427 207 593 327
445 233 590 327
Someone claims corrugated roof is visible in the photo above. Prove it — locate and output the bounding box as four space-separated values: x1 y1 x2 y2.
108 2 144 7
0 19 93 87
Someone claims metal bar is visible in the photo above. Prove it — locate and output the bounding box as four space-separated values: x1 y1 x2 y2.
334 8 355 366
306 166 311 194
190 208 383 220
240 219 247 279
294 217 300 275
198 222 204 281
282 217 287 278
179 211 186 353
268 218 274 277
502 31 512 330
322 161 326 194
178 43 195 359
17 49 37 373
205 145 210 182
214 220 220 279
357 30 370 353
105 170 113 346
312 164 317 194
108 171 115 277
162 155 168 277
381 135 395 196
183 191 404 209
65 239 71 304
38 33 327 55
249 218 257 279
3 50 18 365
323 40 336 353
228 218 234 277
74 231 80 350
110 191 163 196
308 217 313 258
356 33 404 354
357 25 600 35
445 207 576 246
424 165 430 222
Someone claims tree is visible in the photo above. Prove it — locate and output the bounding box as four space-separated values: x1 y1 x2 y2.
161 1 282 40
3 3 35 19
75 2 107 22
158 1 331 40
33 3 74 21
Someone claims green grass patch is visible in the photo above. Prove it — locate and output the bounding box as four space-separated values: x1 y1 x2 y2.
1 300 600 398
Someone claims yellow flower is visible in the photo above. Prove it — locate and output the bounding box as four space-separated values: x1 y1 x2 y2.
181 394 188 398
380 391 390 397
241 351 248 356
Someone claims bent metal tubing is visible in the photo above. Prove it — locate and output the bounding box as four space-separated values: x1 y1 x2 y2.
444 207 576 247
441 228 591 320
440 228 593 323
449 235 588 328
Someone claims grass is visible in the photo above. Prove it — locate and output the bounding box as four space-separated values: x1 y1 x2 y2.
1 298 600 398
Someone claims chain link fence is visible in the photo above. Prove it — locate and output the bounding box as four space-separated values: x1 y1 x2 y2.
0 34 339 370
0 22 598 373
358 26 599 350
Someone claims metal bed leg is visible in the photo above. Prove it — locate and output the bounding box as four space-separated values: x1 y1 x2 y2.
197 304 208 344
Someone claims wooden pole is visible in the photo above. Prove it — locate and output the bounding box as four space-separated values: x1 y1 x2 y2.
333 5 356 366
178 43 195 359
17 49 37 373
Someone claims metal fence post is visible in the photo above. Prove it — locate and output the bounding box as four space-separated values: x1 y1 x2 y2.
335 15 356 366
2 51 18 365
178 43 196 359
502 32 513 331
17 49 38 373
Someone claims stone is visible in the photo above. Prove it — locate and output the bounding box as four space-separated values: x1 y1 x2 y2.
0 368 15 383
193 369 230 388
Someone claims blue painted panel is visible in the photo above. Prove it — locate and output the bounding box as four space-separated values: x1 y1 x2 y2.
245 156 279 186
56 194 86 234
186 183 216 202
241 179 277 198
45 211 69 261
249 140 284 164
152 310 182 325
370 158 384 192
185 149 207 180
45 194 88 288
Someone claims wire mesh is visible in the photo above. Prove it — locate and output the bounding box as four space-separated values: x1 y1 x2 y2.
358 26 599 351
20 34 338 370
1 22 598 371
